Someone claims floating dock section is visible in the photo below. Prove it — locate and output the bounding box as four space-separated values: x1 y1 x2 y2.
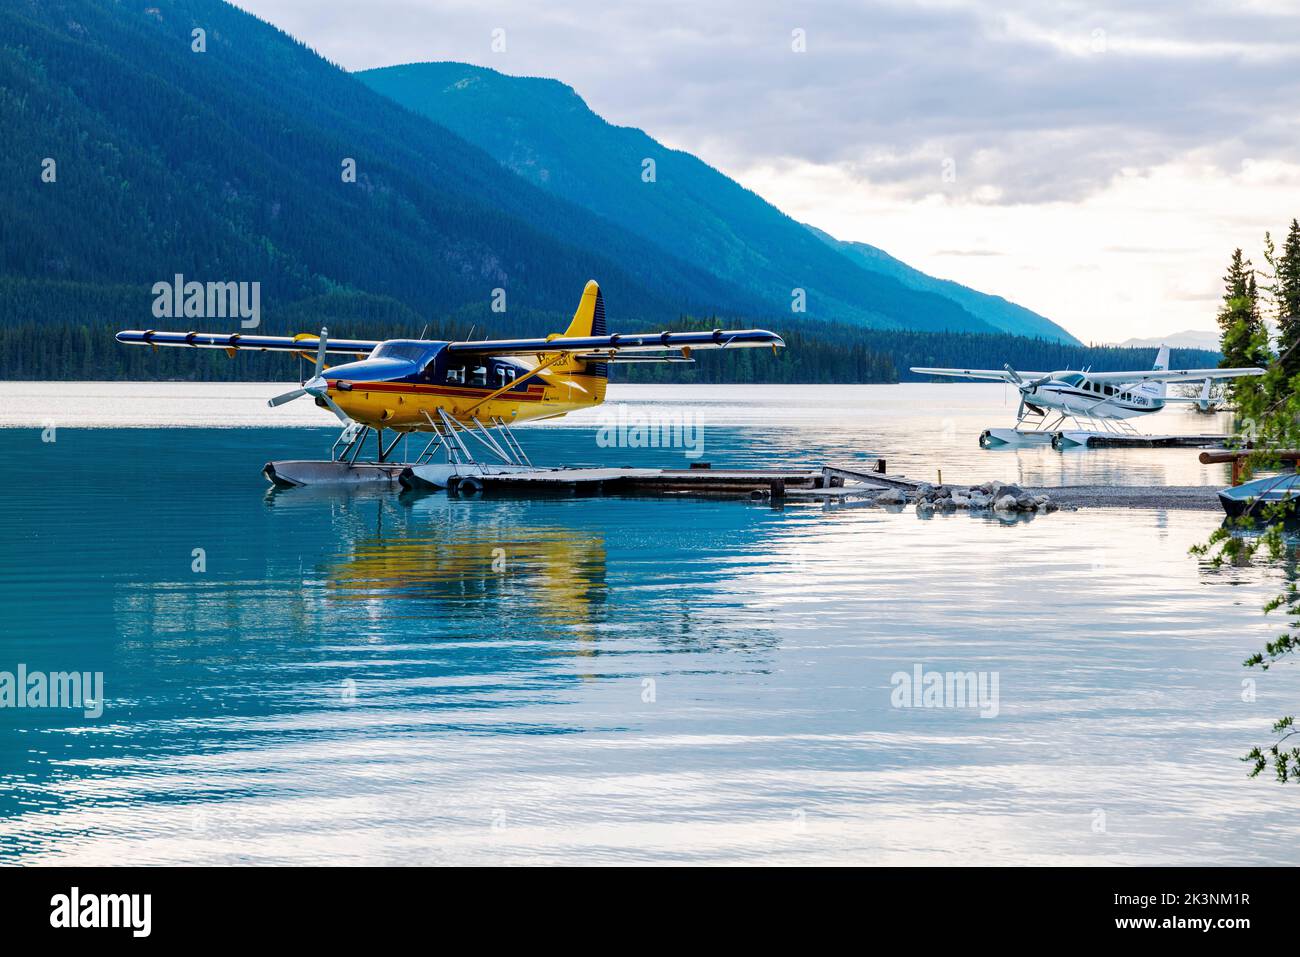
1051 431 1232 450
981 428 1232 450
264 460 409 488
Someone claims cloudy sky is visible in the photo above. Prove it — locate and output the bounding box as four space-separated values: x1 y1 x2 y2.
236 0 1300 343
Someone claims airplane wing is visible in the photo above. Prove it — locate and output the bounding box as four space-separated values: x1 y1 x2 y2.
116 330 380 356
909 367 1051 382
1086 367 1265 384
117 327 783 361
444 328 784 358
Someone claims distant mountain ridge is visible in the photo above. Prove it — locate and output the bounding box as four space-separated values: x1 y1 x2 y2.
359 62 1081 344
1116 330 1221 351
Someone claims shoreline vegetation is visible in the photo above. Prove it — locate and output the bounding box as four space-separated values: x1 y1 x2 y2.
0 282 1216 384
1195 219 1300 783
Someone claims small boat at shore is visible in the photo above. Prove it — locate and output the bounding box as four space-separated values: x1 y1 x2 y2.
1218 472 1300 518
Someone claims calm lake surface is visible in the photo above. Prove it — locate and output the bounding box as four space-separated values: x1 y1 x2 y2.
1 382 1297 865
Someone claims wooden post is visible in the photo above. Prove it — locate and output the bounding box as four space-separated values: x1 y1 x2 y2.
874 458 886 474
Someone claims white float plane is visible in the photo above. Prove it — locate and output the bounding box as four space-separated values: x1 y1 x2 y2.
912 345 1265 447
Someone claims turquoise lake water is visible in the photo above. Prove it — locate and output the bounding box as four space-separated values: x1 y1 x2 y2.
1 383 1298 864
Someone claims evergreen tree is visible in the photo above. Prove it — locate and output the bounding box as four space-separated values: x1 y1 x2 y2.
1218 249 1270 373
1276 219 1300 379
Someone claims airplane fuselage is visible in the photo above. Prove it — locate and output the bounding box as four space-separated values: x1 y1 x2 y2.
1021 373 1163 421
319 340 606 430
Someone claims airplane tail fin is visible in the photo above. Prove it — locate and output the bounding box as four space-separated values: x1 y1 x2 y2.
553 280 608 403
1198 376 1213 411
1150 344 1171 402
563 280 607 340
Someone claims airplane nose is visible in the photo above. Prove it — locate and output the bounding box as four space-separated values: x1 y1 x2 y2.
303 377 334 409
301 374 328 396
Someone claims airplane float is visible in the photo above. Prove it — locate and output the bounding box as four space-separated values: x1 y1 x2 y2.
911 345 1265 448
117 280 785 486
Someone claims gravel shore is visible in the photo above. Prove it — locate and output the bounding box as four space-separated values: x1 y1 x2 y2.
1024 485 1222 510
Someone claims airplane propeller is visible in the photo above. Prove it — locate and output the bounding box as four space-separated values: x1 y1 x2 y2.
1004 364 1052 393
1005 364 1053 421
267 327 351 424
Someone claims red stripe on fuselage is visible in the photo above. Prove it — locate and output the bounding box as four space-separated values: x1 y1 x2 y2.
329 381 546 401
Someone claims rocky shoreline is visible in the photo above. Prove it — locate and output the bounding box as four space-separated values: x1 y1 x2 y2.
863 481 1222 512
877 480 1063 514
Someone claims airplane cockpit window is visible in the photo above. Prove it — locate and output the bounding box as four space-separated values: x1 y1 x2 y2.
371 341 432 362
446 366 465 385
1060 373 1084 386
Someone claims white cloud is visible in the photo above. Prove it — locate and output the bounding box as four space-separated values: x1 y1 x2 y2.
234 0 1300 342
736 156 1300 341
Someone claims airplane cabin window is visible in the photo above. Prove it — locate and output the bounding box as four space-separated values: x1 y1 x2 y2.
472 366 488 387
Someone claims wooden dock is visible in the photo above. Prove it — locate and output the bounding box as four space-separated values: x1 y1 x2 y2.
268 455 1225 511
434 465 830 498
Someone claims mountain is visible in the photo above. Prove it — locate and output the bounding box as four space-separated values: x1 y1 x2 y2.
805 227 1076 342
360 62 1080 344
0 0 1099 384
1116 330 1221 351
0 0 769 344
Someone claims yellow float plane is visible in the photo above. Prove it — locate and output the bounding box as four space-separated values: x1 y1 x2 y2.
117 280 784 485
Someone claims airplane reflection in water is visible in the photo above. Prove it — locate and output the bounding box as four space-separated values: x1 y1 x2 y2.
264 485 774 647
112 483 784 705
309 491 609 646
